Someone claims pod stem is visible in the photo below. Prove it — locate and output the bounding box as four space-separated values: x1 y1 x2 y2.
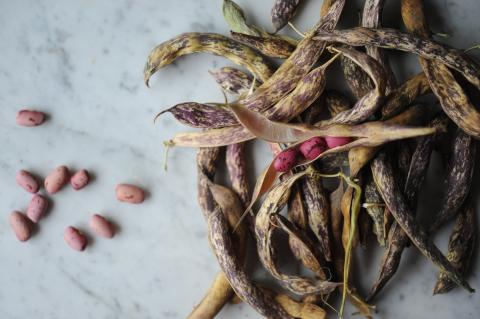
288 22 306 38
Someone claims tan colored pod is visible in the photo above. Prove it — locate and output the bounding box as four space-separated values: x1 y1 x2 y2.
16 109 45 127
70 169 90 190
16 170 40 193
9 211 32 242
64 226 87 251
115 184 145 204
45 165 69 194
26 194 48 223
89 214 115 238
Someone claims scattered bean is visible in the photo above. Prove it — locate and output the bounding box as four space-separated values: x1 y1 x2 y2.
115 184 145 204
90 214 115 238
9 211 32 242
26 194 48 223
16 170 40 193
16 109 45 127
64 226 88 251
70 169 90 190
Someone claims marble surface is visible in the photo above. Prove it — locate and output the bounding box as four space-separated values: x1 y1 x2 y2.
0 0 478 318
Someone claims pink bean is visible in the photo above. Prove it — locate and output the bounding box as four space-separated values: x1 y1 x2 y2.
70 169 90 190
273 148 300 172
299 137 327 160
89 214 115 238
324 136 352 149
45 166 69 194
64 226 87 251
9 211 32 242
16 170 40 193
26 194 48 223
16 109 46 127
115 184 145 204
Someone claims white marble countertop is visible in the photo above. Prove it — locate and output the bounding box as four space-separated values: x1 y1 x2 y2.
0 0 478 318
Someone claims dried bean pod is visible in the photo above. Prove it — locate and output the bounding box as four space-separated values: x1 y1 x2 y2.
301 175 332 261
226 143 249 207
362 0 396 91
340 50 374 100
364 176 386 246
157 102 237 129
231 31 295 59
381 72 430 119
255 172 340 295
371 151 473 293
144 33 274 85
368 115 447 300
271 0 301 32
434 201 477 294
314 27 480 91
429 129 476 232
401 0 480 138
209 67 259 96
319 45 386 125
196 148 292 318
325 89 351 117
329 182 345 279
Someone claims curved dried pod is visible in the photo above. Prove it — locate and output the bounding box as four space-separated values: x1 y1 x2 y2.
362 0 396 91
271 0 301 32
330 182 345 279
367 115 448 301
156 102 236 128
364 175 386 246
302 175 332 261
371 151 474 293
429 129 476 232
340 49 374 100
273 293 327 319
287 184 328 279
434 201 477 295
264 52 340 121
318 45 386 125
255 172 341 295
195 148 293 319
144 33 274 86
277 214 328 279
401 0 480 138
209 67 260 96
222 0 261 36
325 89 351 116
226 143 250 207
381 72 430 119
314 27 480 91
231 31 295 59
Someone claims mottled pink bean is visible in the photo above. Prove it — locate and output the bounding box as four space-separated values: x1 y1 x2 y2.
64 226 87 251
16 170 40 193
26 194 48 223
16 109 46 127
273 148 300 172
45 166 69 194
9 211 32 242
115 184 145 204
324 136 352 149
89 214 115 238
70 169 90 190
299 137 327 160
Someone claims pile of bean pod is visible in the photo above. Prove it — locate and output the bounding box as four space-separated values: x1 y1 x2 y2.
145 0 479 318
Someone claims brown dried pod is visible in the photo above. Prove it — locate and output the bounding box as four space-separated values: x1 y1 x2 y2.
226 143 250 208
231 31 296 59
340 49 374 100
429 129 476 232
434 201 477 295
362 0 396 91
157 102 236 128
196 148 293 319
325 89 351 116
401 0 480 139
367 115 448 301
364 176 386 246
255 172 341 295
329 182 345 279
381 72 430 119
313 27 480 91
144 33 274 86
319 45 386 125
371 151 474 293
209 67 259 96
271 0 301 32
301 175 332 261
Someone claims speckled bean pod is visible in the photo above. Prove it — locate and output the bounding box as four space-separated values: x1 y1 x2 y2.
209 67 259 96
231 31 295 59
271 0 301 32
